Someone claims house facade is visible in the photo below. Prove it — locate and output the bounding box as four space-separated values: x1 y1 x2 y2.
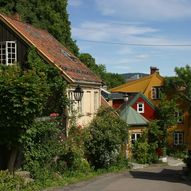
111 67 191 151
0 13 102 127
119 103 149 156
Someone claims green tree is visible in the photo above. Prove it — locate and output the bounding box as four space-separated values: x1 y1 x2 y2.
103 72 125 89
165 65 191 112
0 64 49 171
79 53 106 78
132 121 162 164
79 53 125 89
85 107 128 169
0 0 79 55
0 48 68 171
156 94 177 156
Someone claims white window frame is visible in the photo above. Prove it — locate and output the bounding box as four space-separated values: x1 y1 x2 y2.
131 133 141 144
151 86 161 100
137 102 144 113
174 132 184 145
0 41 17 65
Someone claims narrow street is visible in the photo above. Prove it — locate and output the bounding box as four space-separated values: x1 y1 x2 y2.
51 165 191 191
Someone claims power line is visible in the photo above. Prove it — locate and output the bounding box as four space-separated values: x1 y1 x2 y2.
76 39 191 47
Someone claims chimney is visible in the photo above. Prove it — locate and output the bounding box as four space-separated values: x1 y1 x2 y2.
150 66 159 74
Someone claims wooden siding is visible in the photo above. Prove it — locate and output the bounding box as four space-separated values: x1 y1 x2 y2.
131 97 156 120
0 20 28 66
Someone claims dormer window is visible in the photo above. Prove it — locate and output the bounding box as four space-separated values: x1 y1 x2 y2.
151 86 162 100
0 41 17 65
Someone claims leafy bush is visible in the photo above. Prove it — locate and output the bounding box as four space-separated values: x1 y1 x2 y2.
132 129 158 164
132 140 150 164
22 118 92 178
167 145 188 159
22 120 63 178
85 107 128 169
0 170 38 191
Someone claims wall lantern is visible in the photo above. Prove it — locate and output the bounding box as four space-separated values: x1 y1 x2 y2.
73 84 84 102
123 92 129 103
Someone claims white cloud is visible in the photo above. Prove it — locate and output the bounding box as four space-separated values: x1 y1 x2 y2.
69 0 82 7
72 21 191 51
72 21 157 41
135 54 150 59
95 0 191 20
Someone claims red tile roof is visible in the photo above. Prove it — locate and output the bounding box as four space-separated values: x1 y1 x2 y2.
0 13 102 84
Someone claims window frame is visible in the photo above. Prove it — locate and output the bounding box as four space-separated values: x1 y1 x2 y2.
0 41 17 65
174 132 184 145
137 102 144 113
151 86 162 100
131 133 141 144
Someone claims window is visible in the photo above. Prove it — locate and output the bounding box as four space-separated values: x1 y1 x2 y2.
0 41 17 65
174 132 184 145
131 133 141 144
137 102 144 113
175 111 183 124
94 91 99 112
151 86 162 99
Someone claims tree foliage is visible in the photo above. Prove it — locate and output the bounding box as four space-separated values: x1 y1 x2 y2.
79 53 125 88
0 0 79 55
0 48 68 171
156 94 177 156
85 107 128 169
0 64 49 146
133 121 162 164
165 65 191 112
0 1 125 88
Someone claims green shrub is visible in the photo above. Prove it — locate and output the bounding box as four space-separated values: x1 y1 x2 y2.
132 129 158 164
22 119 92 177
167 144 188 159
132 141 150 164
0 170 38 191
21 120 63 177
85 107 128 169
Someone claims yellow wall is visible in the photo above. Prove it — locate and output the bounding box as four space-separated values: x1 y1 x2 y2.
143 74 164 106
67 85 101 127
167 111 191 150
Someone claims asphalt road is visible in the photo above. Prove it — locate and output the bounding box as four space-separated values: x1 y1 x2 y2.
51 166 191 191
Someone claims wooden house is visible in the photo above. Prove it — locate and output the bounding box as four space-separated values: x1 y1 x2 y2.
0 13 102 127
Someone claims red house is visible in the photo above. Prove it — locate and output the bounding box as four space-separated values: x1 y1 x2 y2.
111 92 156 121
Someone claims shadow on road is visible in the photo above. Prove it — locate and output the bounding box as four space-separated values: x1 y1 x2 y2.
129 167 191 186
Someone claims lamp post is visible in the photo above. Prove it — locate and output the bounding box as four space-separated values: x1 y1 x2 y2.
123 92 129 159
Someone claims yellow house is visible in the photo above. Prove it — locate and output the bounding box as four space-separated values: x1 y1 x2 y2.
111 67 191 152
111 67 163 106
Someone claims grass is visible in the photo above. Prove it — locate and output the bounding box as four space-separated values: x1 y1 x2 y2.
39 165 130 191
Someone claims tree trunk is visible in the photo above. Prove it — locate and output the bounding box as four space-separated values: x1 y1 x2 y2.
7 146 18 173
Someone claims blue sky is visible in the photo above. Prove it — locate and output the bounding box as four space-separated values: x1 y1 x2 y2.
68 0 191 76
